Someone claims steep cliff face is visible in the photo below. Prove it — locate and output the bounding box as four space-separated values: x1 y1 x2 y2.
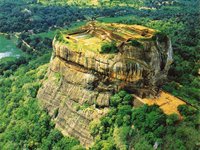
37 22 173 146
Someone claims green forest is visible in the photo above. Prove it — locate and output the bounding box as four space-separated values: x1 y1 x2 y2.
0 0 199 149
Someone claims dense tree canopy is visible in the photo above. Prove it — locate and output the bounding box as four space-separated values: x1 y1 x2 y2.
0 54 86 149
90 91 199 150
0 0 199 149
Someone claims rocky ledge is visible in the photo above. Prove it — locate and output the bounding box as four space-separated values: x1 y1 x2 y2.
37 22 173 147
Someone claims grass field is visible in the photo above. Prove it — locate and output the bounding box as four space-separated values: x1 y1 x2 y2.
0 34 24 60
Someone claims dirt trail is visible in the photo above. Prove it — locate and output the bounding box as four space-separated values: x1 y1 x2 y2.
14 34 36 52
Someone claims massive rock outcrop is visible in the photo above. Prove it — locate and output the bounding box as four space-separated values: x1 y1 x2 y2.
37 22 173 147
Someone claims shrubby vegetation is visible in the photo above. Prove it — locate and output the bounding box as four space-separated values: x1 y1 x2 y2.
90 91 200 150
129 40 143 48
152 32 168 42
100 42 118 53
55 31 69 44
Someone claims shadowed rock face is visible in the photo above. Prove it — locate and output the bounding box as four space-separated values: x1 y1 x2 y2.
37 22 173 147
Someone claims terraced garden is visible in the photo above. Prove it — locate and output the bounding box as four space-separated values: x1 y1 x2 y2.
56 22 156 53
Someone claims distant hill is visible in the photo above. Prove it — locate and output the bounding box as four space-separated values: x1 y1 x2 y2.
37 0 180 9
37 0 144 7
